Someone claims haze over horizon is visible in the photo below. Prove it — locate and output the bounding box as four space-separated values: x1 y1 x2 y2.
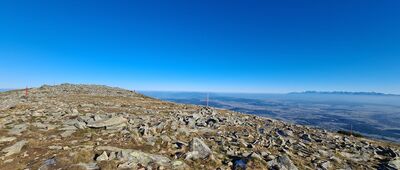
1 0 400 93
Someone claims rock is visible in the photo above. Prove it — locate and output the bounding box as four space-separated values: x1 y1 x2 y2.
187 137 212 159
318 149 329 157
48 146 63 150
138 125 149 136
32 112 43 117
4 159 13 163
277 129 293 137
119 150 171 168
1 140 27 157
267 155 298 170
185 151 200 160
242 151 252 157
93 115 102 121
233 158 247 170
173 141 188 149
72 108 79 115
387 158 400 169
376 147 398 158
195 119 207 127
132 150 171 166
116 149 132 161
274 136 286 146
300 134 312 142
177 127 190 136
161 135 172 143
320 161 331 170
106 123 126 131
60 130 75 137
172 160 189 170
74 122 87 129
206 117 219 126
38 157 57 170
261 151 271 158
77 116 92 123
329 156 341 163
96 151 108 161
33 122 57 130
265 155 276 161
74 162 100 170
87 116 127 128
8 123 28 135
0 137 17 143
108 152 117 160
250 152 263 160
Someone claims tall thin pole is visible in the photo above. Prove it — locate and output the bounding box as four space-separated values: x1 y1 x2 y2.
206 93 209 107
350 124 353 136
25 86 28 97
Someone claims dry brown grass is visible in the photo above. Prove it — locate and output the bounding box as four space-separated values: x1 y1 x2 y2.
98 160 118 170
71 150 94 164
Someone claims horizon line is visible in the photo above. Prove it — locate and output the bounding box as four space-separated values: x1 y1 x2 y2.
1 84 399 96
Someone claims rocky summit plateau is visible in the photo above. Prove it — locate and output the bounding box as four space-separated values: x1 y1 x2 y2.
0 84 399 170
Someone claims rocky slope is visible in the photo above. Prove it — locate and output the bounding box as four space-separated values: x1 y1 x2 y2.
0 84 399 170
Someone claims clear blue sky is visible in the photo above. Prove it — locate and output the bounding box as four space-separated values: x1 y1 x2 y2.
1 0 399 93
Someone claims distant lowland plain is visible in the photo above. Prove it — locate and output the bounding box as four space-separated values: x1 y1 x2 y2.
142 91 400 143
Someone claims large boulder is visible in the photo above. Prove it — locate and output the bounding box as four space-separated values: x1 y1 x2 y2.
1 140 27 157
387 158 400 170
186 137 212 160
267 155 298 170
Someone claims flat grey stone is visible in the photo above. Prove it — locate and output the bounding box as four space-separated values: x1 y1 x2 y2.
1 140 27 157
87 116 127 128
8 124 28 135
0 137 17 143
60 130 75 138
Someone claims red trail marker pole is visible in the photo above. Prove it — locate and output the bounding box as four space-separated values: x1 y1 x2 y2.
25 86 28 97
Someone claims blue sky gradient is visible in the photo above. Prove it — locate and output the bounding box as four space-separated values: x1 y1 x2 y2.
1 0 399 93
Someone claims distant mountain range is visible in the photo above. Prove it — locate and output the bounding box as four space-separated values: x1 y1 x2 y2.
290 91 399 96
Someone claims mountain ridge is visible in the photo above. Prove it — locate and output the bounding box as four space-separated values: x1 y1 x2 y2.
289 91 400 96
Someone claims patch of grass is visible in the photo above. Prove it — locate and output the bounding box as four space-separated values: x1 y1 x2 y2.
71 150 94 163
74 128 91 138
98 160 118 170
0 161 26 170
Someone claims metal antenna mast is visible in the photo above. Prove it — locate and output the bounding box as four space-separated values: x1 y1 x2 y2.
350 124 353 136
206 93 209 107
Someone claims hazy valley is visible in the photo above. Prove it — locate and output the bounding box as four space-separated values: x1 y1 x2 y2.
143 91 400 143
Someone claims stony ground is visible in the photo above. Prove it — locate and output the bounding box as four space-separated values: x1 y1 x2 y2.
0 84 399 170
